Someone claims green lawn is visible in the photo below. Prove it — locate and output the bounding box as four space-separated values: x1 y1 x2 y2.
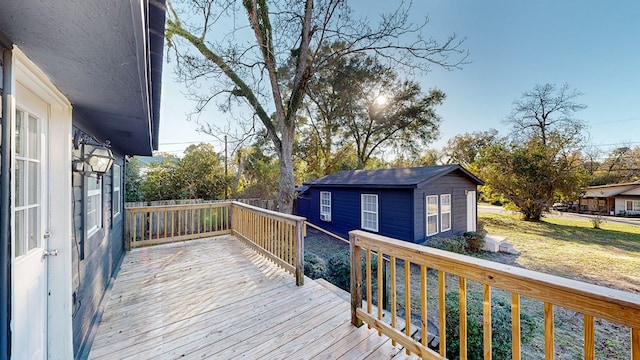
478 213 640 293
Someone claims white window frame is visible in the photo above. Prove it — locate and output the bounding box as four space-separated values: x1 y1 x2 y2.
361 194 379 232
441 194 451 232
626 200 640 212
112 164 122 219
426 195 439 236
320 191 331 221
86 177 102 236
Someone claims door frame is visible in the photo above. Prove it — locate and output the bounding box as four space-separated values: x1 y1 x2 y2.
466 190 477 232
11 47 73 359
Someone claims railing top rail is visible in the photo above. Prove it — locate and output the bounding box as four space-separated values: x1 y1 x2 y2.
230 201 306 223
350 229 640 329
125 202 230 212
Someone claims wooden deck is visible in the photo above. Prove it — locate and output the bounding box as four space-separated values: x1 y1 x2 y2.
88 235 417 359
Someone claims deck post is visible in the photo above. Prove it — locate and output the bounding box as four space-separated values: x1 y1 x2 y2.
295 219 305 286
350 232 363 327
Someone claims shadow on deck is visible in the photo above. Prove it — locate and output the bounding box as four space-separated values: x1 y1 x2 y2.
88 235 415 359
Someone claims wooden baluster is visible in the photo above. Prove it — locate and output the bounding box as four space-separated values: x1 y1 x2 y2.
350 233 363 327
584 314 594 360
171 210 175 238
420 264 427 346
141 212 147 242
391 256 397 346
632 328 639 360
377 252 384 336
155 211 160 240
439 271 446 358
131 212 137 248
483 284 492 360
544 302 554 360
163 211 167 239
405 260 411 355
460 277 467 360
295 219 304 286
366 249 372 320
177 209 181 237
512 293 521 360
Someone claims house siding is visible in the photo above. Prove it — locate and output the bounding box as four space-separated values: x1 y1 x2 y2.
304 187 414 242
413 172 478 242
71 126 126 356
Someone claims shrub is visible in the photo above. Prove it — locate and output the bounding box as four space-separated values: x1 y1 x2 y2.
463 231 486 253
325 250 378 292
591 212 606 229
304 252 326 279
445 291 537 359
424 236 466 254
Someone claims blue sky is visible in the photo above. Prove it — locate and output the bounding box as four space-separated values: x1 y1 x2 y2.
159 1 640 159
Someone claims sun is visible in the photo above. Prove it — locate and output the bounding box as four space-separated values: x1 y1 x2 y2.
374 94 388 107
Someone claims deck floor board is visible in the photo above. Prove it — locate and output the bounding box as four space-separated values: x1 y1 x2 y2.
88 236 405 359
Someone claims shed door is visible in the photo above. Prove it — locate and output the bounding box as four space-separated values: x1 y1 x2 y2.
467 190 477 232
13 85 50 360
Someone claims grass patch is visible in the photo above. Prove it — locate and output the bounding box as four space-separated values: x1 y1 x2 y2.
479 213 640 292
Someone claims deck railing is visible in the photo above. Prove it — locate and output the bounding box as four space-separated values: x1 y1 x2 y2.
349 230 640 360
230 201 306 285
125 202 231 249
124 201 306 285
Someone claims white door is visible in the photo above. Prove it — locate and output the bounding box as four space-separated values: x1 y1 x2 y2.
467 190 477 232
13 85 49 360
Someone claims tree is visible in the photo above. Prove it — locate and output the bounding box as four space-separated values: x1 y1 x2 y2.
139 158 182 201
302 51 444 169
125 157 143 202
177 143 228 199
443 129 499 168
166 0 466 213
480 84 588 221
507 83 586 146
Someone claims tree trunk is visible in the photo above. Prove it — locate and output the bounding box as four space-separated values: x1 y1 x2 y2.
278 125 296 214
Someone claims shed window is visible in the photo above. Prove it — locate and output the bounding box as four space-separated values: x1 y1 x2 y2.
441 194 451 231
426 195 438 236
112 164 122 219
87 177 102 236
320 191 331 221
361 194 378 232
626 200 640 212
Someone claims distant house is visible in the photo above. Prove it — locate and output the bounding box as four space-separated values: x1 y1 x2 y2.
579 180 640 215
297 165 484 243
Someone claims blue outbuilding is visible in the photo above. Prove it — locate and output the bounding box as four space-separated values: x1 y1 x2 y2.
297 165 484 243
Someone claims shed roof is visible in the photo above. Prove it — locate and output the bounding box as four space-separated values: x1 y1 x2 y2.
303 164 484 189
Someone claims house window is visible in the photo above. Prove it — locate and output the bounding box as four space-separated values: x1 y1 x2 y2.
441 194 451 232
361 194 378 232
626 200 640 212
87 177 102 236
426 195 438 236
112 164 122 219
320 191 331 221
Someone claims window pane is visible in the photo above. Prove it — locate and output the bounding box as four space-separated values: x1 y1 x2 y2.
28 161 39 205
28 115 39 159
88 177 100 191
15 160 24 207
28 207 39 250
427 215 438 235
427 196 438 215
15 210 25 257
15 110 24 156
441 215 451 231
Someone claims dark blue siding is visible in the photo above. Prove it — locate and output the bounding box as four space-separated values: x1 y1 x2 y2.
414 171 478 243
71 126 126 357
301 187 414 242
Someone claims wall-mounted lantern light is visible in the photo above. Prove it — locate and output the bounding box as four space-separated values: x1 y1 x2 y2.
72 132 115 177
